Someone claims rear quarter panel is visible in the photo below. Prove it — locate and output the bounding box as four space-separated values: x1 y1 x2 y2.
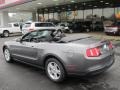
36 42 87 69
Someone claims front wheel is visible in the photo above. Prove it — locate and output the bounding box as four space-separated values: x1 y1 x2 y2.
45 58 66 82
4 48 12 63
3 31 9 37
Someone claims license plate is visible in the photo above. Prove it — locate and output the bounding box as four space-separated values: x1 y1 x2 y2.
100 44 110 54
103 44 109 50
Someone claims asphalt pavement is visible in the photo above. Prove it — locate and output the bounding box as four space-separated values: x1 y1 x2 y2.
0 36 120 90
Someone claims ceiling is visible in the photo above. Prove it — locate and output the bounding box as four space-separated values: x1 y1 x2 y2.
0 0 93 12
0 0 119 13
37 0 117 14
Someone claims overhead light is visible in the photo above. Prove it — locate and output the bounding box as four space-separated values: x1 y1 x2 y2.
56 3 59 5
100 1 103 2
53 0 58 1
37 3 42 4
89 5 92 6
71 0 75 3
83 3 86 5
105 2 109 4
94 6 97 7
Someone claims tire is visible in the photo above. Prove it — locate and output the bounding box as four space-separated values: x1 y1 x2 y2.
3 31 9 37
3 47 13 63
45 58 66 82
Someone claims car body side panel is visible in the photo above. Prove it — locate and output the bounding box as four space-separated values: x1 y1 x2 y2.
6 41 38 64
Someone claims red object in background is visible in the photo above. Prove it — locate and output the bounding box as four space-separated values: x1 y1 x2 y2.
0 0 5 4
109 41 114 49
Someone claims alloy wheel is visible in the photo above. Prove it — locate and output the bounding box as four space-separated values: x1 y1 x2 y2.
47 62 61 80
3 31 9 37
4 48 10 62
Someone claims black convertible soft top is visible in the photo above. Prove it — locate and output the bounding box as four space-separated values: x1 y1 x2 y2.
59 34 92 43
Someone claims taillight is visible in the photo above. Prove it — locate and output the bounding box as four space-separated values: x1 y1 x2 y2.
86 47 101 57
109 41 113 49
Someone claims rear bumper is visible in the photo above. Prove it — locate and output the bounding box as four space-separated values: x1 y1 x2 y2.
66 55 115 76
85 58 114 76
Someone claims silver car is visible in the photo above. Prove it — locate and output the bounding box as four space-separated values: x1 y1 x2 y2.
3 29 115 82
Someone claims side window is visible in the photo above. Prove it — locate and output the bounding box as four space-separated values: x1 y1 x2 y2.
22 31 38 42
35 23 48 27
14 23 19 27
35 23 41 27
41 23 48 27
8 24 12 27
48 23 54 27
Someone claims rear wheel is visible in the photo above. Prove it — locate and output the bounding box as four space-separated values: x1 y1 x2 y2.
45 58 66 82
3 48 12 63
3 31 9 37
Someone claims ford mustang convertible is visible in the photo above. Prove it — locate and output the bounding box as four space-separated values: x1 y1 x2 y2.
3 29 115 82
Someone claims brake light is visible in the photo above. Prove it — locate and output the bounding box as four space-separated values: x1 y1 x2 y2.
109 41 113 49
86 47 101 57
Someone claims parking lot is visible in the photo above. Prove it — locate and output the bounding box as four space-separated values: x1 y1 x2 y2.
0 35 119 90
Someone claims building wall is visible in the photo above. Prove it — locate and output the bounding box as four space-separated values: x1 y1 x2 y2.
9 12 32 22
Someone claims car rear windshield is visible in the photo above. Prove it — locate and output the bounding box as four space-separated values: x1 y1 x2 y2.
35 23 54 27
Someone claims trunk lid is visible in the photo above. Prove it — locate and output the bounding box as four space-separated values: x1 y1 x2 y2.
63 35 114 56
